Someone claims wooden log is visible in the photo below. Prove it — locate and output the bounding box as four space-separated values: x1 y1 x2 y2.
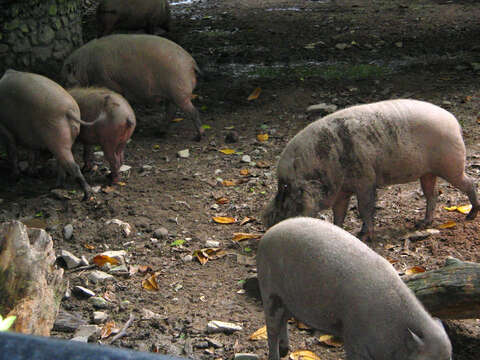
0 221 64 335
403 257 480 320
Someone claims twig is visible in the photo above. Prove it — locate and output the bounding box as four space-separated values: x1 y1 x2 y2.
67 264 96 273
109 313 135 344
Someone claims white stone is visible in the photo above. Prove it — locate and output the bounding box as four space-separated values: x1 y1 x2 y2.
177 149 190 158
205 240 220 248
59 250 82 269
87 270 114 284
119 165 131 172
241 155 251 163
206 320 243 334
93 311 108 324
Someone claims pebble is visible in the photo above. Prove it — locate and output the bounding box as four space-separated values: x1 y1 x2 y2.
205 240 220 248
211 204 220 211
234 354 259 360
93 311 108 324
206 338 223 348
93 151 104 159
241 155 251 163
72 286 95 298
214 169 222 175
63 224 73 240
110 264 128 273
88 297 109 309
80 255 89 266
206 320 243 334
119 164 131 172
177 149 190 158
306 103 338 115
194 341 209 349
87 270 114 284
141 164 153 172
53 309 87 332
182 255 193 262
91 185 101 193
71 325 101 342
153 227 169 239
408 229 440 241
58 250 82 269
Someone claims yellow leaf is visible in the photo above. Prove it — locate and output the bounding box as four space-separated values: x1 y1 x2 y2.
193 248 227 265
457 204 472 214
257 133 269 142
213 216 236 224
153 144 160 149
219 148 236 155
249 325 268 340
318 334 343 347
289 350 321 360
247 87 261 101
93 254 119 267
438 221 456 229
117 181 126 186
405 265 426 275
444 206 458 211
100 320 116 339
172 117 184 122
240 216 255 225
142 273 160 291
84 243 95 250
222 180 236 187
233 233 262 242
240 169 250 176
216 197 229 204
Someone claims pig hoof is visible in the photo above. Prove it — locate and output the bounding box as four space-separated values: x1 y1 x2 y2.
415 219 432 229
358 231 373 242
279 346 289 357
466 208 479 220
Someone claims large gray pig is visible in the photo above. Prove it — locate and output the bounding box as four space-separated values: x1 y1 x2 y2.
263 99 479 241
61 34 203 140
257 217 452 360
68 87 136 184
0 69 92 200
97 0 171 36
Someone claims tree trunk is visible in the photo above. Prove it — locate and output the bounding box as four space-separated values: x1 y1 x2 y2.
0 221 64 335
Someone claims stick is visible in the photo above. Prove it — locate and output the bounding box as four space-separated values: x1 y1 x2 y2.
109 313 135 344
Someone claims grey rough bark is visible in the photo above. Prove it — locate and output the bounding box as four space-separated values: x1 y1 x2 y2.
0 220 64 335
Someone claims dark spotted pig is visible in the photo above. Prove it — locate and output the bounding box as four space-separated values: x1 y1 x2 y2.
97 0 170 36
257 217 452 360
263 99 479 241
68 87 136 184
62 34 203 140
0 69 92 199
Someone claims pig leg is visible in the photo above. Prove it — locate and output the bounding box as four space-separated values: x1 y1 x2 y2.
356 186 376 242
104 143 125 184
0 123 20 178
332 191 352 227
158 100 176 136
174 96 204 141
446 173 480 220
82 144 94 172
417 173 437 228
264 295 290 360
55 151 91 200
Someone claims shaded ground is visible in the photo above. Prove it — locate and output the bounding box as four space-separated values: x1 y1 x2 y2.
2 0 480 359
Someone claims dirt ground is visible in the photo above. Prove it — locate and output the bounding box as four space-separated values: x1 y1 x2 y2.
2 0 480 359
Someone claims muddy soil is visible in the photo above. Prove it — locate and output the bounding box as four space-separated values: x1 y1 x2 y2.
2 0 480 359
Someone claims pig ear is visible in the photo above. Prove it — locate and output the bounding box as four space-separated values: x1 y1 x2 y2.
406 328 425 353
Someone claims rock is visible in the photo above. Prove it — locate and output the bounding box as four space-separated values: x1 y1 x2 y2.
87 270 114 284
241 155 251 163
99 250 127 265
177 149 190 158
234 354 259 360
80 256 89 266
153 227 169 239
119 165 131 172
194 341 209 349
93 311 108 324
237 254 256 266
93 151 104 160
88 297 109 309
72 286 95 298
71 325 101 342
63 224 73 240
53 309 87 333
58 250 81 269
182 255 193 262
105 219 132 237
91 185 101 193
141 309 162 320
110 264 128 273
408 229 440 242
306 103 338 115
205 240 220 248
211 203 220 211
206 338 223 348
206 320 243 334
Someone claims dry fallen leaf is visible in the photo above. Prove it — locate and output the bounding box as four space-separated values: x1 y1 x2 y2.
444 204 472 214
256 160 270 168
219 148 236 155
93 254 119 267
193 248 227 265
240 216 255 226
142 273 160 291
100 320 116 339
102 186 115 194
318 334 343 347
247 87 261 101
240 169 250 176
233 233 262 242
83 243 95 250
438 221 456 229
216 197 229 204
213 216 236 224
249 325 268 340
289 350 321 360
102 290 116 302
222 180 237 187
296 321 311 330
405 265 426 275
257 133 269 142
172 117 184 122
138 265 154 273
387 257 399 264
117 181 126 186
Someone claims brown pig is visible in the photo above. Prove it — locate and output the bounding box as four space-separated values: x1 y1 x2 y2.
61 34 203 140
0 69 92 199
257 217 452 360
68 87 136 184
97 0 171 36
263 99 479 241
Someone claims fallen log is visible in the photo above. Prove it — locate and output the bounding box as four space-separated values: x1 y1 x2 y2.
0 331 187 360
0 221 64 335
403 257 480 320
244 257 480 320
